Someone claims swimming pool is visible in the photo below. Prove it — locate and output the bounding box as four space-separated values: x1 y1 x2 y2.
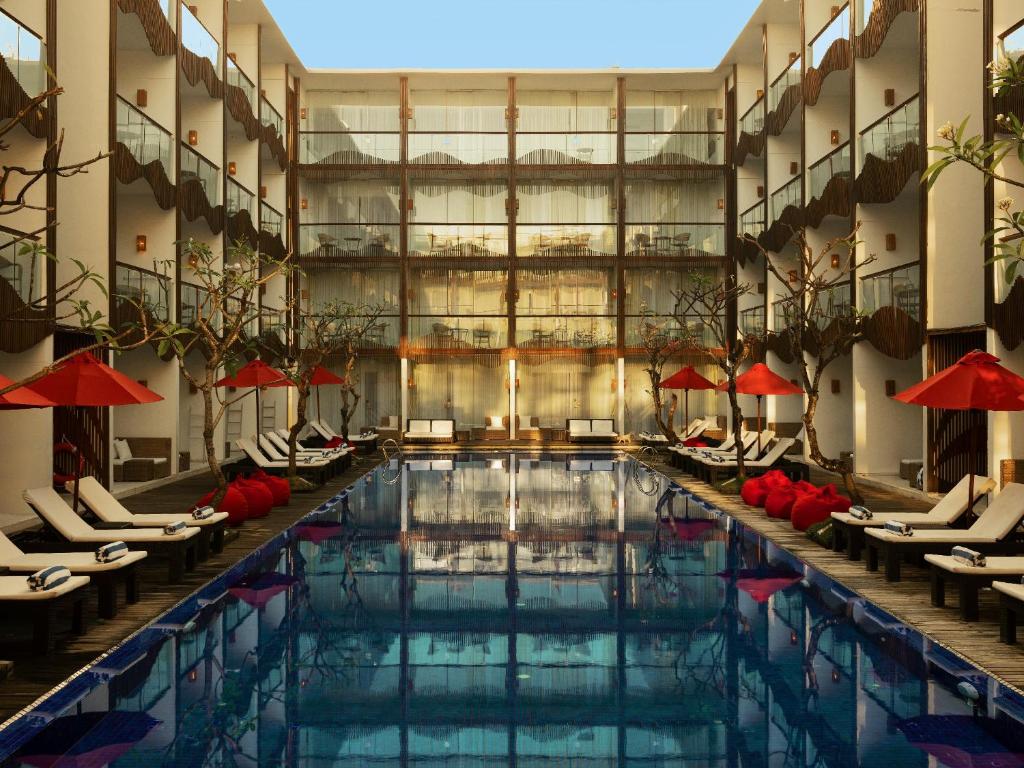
2 451 1024 766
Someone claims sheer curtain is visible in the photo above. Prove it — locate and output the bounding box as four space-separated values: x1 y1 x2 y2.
305 90 401 132
408 356 506 427
624 180 723 223
517 356 616 427
623 357 721 435
518 182 613 223
314 357 402 431
517 90 615 132
300 179 401 224
516 268 613 315
624 89 721 132
306 265 401 310
410 90 507 132
409 268 507 315
411 182 507 222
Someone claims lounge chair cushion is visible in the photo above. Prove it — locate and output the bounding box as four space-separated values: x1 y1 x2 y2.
196 486 249 527
232 479 273 519
0 574 89 601
925 554 1024 575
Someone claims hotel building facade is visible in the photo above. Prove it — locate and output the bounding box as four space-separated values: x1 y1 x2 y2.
0 0 1020 528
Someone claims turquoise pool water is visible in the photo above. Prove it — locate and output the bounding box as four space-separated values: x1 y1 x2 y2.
2 452 1024 766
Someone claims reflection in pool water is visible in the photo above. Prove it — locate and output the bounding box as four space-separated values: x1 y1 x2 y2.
3 453 1024 767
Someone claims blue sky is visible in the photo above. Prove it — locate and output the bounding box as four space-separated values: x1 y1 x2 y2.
264 0 760 69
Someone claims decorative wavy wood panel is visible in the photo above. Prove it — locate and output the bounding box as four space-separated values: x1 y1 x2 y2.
261 126 288 171
735 129 766 166
735 236 761 268
854 0 919 59
993 277 1024 351
766 86 801 137
111 298 174 360
855 142 920 204
116 0 176 56
113 142 176 209
179 178 224 233
0 54 47 138
863 305 922 359
766 330 796 364
804 40 852 107
225 86 260 141
259 230 287 263
0 279 54 353
761 203 805 253
804 174 852 228
225 209 259 249
181 48 224 100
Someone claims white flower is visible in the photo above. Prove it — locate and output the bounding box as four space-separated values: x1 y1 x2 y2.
998 196 1015 212
989 58 1012 77
937 121 955 141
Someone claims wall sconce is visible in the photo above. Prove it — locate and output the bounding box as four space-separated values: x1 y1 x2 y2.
611 378 617 393
188 5 197 15
831 667 841 683
300 198 308 210
830 5 842 17
227 51 237 62
260 185 267 198
831 379 841 394
135 235 147 252
830 130 841 145
227 161 237 176
188 669 198 683
885 233 897 251
611 289 618 300
788 269 798 283
187 250 199 269
788 51 798 64
790 630 799 645
300 107 307 119
717 198 725 210
136 89 147 107
885 379 897 397
756 89 764 100
756 185 764 197
884 88 896 107
407 377 416 390
757 282 766 294
830 253 841 269
187 130 199 146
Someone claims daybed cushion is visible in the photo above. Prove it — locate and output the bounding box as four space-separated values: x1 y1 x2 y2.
431 421 453 435
487 416 503 429
568 420 590 434
408 419 431 433
591 419 615 434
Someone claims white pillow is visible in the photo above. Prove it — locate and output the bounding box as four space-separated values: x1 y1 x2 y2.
114 439 132 461
487 416 503 429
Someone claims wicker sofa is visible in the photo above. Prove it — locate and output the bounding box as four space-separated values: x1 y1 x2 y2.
404 419 456 443
113 437 173 482
566 419 618 443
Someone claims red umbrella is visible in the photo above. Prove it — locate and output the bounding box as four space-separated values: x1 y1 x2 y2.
295 519 344 545
717 363 803 452
894 350 1024 505
13 711 160 768
228 571 297 609
215 359 287 436
659 366 716 437
0 373 56 410
717 566 802 603
28 352 163 406
267 365 347 427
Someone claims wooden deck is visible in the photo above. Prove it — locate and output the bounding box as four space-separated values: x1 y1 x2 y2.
0 457 377 725
650 454 1024 696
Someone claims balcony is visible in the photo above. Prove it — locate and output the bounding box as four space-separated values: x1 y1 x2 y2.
226 57 260 138
226 178 257 246
114 97 175 208
0 10 48 137
180 3 221 98
766 57 802 135
994 26 1024 136
299 224 400 263
762 176 804 253
179 144 223 231
408 133 508 166
116 0 176 57
180 282 212 328
739 306 765 338
114 262 171 330
855 0 920 59
806 142 852 226
514 316 615 350
259 202 285 261
411 316 508 350
810 280 852 331
739 201 766 240
300 132 400 166
859 261 922 359
856 95 920 204
516 225 616 260
409 224 508 260
736 98 766 165
515 133 615 165
260 97 288 169
0 231 52 352
625 224 726 260
805 5 852 107
624 132 724 166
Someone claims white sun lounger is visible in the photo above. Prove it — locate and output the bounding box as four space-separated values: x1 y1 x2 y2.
236 437 330 482
993 581 1024 643
257 435 331 466
268 430 346 458
925 553 1024 621
832 474 996 560
23 486 200 583
865 483 1024 582
0 573 92 653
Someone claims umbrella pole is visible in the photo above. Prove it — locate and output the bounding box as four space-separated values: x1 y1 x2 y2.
684 389 690 438
316 386 321 424
757 395 763 454
969 414 978 511
255 387 261 438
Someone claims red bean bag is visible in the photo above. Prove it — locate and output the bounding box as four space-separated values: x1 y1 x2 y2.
765 481 816 520
325 437 346 449
741 470 793 508
248 469 291 507
196 486 249 527
791 484 853 532
233 478 274 519
683 437 710 447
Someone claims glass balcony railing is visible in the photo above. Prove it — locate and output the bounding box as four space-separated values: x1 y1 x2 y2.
299 224 400 258
809 142 851 200
811 281 852 328
409 224 509 258
623 316 693 347
226 178 255 219
411 316 508 349
808 6 850 68
860 96 919 166
739 202 766 238
260 203 283 236
115 263 170 323
738 306 765 337
180 144 221 206
997 23 1024 65
408 133 508 165
225 295 258 338
624 133 725 165
180 282 213 327
514 316 615 349
516 225 616 258
772 299 796 332
515 133 616 164
259 305 288 340
260 97 284 138
625 224 726 257
739 100 765 136
180 3 220 67
226 57 256 112
0 231 43 306
860 262 920 319
116 97 173 174
769 57 801 114
299 132 400 165
770 176 802 222
0 11 45 96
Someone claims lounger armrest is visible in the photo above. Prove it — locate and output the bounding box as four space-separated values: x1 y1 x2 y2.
93 521 132 530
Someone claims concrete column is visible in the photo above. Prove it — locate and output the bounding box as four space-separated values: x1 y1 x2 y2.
616 357 626 434
400 357 409 432
508 358 517 440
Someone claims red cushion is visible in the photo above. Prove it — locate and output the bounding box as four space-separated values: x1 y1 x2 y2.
248 469 291 507
196 486 249 527
741 477 768 507
791 484 853 531
325 437 345 449
683 437 709 448
232 479 274 519
765 487 799 519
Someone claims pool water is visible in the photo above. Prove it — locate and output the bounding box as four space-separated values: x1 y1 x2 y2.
3 452 1024 767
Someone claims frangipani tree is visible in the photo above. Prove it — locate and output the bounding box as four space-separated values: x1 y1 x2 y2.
638 313 686 442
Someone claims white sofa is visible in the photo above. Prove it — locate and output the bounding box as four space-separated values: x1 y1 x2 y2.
567 418 618 443
404 418 456 443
